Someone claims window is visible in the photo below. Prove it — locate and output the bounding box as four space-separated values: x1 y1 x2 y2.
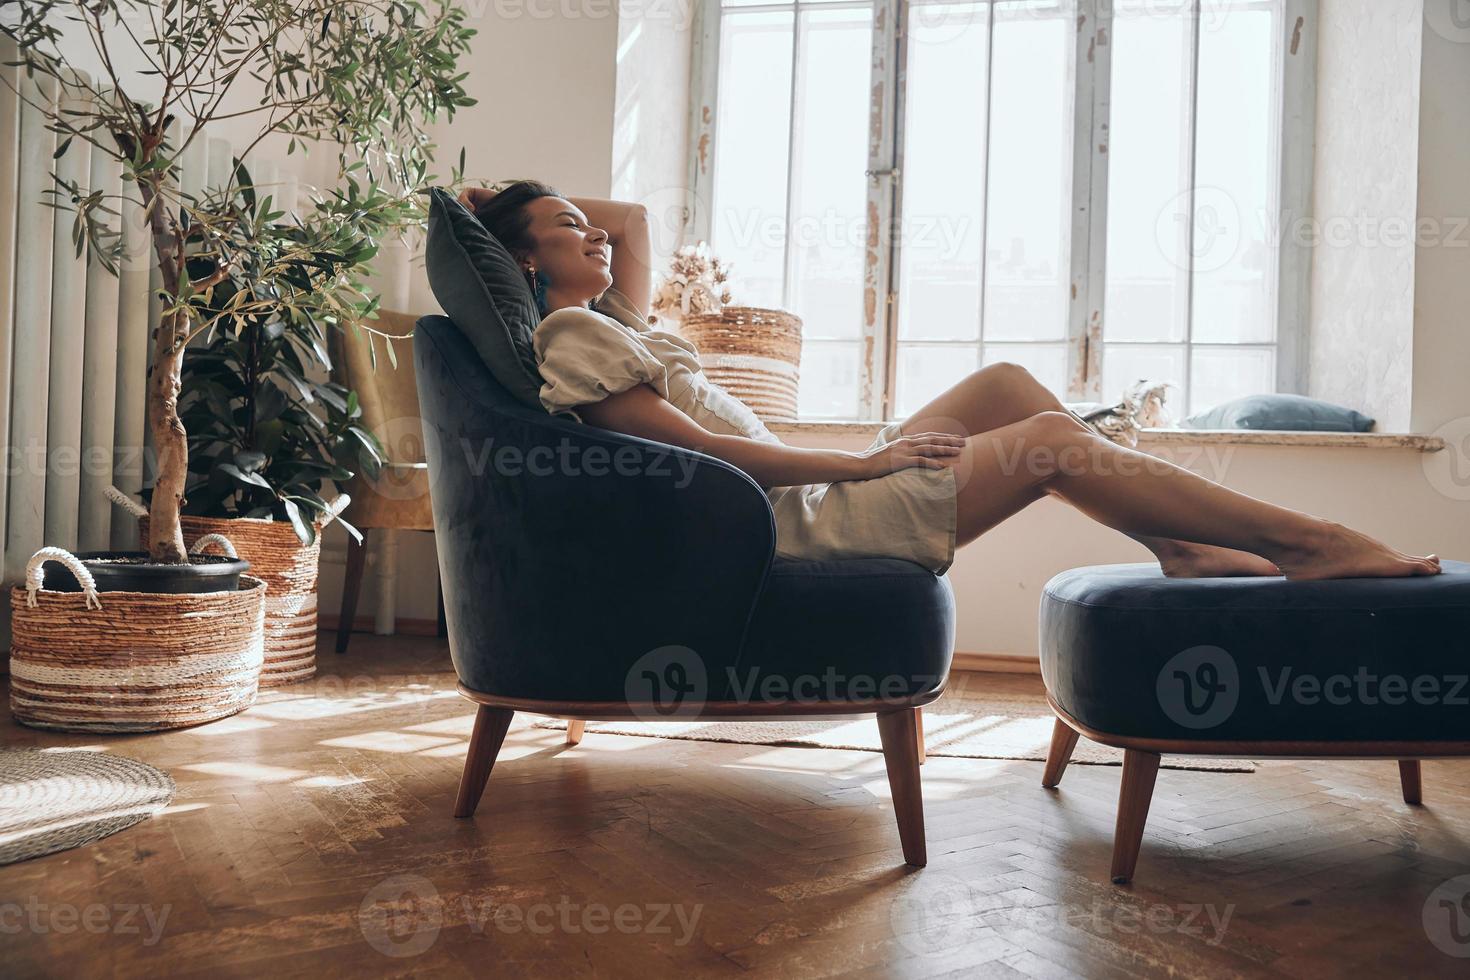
692 0 1313 420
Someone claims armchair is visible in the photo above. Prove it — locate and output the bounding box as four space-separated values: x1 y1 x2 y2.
415 314 956 866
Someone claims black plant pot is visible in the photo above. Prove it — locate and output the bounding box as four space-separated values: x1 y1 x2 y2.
41 551 251 595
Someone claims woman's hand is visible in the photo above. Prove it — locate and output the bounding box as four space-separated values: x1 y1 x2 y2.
850 432 966 481
457 185 498 210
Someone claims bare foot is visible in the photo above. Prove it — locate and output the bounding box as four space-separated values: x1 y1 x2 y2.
1272 519 1441 581
1158 540 1282 578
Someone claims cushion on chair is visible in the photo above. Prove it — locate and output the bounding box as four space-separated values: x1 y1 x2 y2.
1039 561 1470 743
1182 393 1375 432
424 188 547 410
726 558 955 703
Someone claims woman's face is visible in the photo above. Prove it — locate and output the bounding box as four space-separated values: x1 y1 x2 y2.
520 196 613 302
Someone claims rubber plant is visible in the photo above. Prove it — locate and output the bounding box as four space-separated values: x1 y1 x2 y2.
159 163 387 547
2 0 476 564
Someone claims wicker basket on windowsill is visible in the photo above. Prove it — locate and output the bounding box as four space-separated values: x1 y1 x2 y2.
680 306 803 422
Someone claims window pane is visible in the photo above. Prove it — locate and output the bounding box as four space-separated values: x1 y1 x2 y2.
1103 3 1191 343
982 0 1074 342
787 6 872 341
799 341 862 418
1101 344 1185 408
894 344 981 418
1191 5 1279 344
982 343 1068 401
896 2 989 343
711 10 794 309
1189 346 1274 417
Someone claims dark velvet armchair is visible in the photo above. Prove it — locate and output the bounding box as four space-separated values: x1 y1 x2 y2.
415 314 956 866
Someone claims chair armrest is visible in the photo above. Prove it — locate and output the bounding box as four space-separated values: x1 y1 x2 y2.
415 316 776 702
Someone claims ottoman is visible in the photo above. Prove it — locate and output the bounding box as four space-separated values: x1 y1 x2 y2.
1038 560 1470 884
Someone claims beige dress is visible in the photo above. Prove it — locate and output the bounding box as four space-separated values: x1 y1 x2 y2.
532 287 958 574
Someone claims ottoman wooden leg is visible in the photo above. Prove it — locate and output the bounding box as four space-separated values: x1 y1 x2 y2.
877 707 927 867
455 706 514 818
1111 749 1161 885
1042 718 1081 788
566 719 586 746
1399 760 1423 805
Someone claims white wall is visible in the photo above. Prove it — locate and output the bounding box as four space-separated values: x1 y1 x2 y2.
1410 1 1470 435
1308 0 1424 431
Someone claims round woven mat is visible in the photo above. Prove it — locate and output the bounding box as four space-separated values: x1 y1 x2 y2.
0 748 175 865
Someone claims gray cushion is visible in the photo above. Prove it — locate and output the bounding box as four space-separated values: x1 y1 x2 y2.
424 187 546 410
1183 393 1375 432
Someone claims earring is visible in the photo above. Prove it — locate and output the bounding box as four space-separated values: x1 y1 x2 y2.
526 265 549 315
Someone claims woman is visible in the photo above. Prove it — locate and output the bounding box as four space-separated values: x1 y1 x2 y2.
460 181 1440 581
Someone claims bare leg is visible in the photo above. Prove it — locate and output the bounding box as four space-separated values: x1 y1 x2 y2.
901 363 1279 577
938 410 1439 580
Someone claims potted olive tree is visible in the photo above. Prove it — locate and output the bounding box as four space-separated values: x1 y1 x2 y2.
4 0 473 584
3 0 475 730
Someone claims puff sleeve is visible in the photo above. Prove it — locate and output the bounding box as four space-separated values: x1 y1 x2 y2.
533 306 669 418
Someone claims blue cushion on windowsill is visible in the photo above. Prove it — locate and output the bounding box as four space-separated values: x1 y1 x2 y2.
1182 393 1375 432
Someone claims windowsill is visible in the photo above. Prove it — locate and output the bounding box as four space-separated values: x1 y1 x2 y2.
767 421 1447 453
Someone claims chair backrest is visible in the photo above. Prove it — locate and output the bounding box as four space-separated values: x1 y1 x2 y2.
412 313 778 701
334 309 428 464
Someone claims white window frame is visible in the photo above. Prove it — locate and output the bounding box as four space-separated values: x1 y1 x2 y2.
686 0 1317 420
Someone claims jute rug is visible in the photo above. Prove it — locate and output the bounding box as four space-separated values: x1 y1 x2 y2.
0 748 175 865
534 686 1254 773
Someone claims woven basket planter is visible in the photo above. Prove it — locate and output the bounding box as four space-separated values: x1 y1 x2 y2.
139 514 321 687
681 306 803 421
9 551 267 734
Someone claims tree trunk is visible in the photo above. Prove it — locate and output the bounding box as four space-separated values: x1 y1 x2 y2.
146 308 190 563
140 175 189 564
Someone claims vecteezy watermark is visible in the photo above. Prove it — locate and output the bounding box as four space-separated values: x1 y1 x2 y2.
1157 644 1240 730
455 435 703 489
461 895 702 946
623 647 943 720
1423 415 1470 502
1425 0 1470 45
1423 874 1470 958
0 899 171 947
358 874 444 959
984 431 1240 486
887 873 1234 956
357 874 704 957
1157 645 1470 730
625 645 709 721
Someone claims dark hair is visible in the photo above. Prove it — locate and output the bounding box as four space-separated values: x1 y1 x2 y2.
471 179 564 261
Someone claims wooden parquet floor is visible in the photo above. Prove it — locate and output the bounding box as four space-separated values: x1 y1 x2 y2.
3 634 1469 978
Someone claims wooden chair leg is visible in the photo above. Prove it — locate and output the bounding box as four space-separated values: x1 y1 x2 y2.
1110 749 1161 885
1041 717 1081 788
876 707 927 867
1399 759 1423 805
454 706 514 818
566 720 586 746
915 707 926 766
335 528 370 654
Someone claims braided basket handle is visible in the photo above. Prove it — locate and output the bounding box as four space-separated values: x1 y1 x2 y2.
189 534 238 559
25 547 103 610
104 485 149 520
321 493 351 528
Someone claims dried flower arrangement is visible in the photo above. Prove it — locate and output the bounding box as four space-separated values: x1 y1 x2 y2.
650 242 734 327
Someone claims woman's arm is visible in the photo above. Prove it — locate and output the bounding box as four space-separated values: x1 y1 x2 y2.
578 384 964 489
457 185 655 319
565 196 653 320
